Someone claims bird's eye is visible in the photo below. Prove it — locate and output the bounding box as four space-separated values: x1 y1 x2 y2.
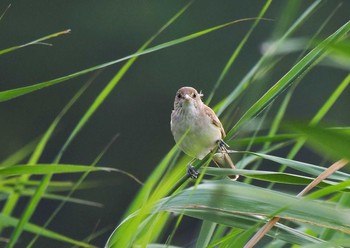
192 93 197 98
177 93 182 98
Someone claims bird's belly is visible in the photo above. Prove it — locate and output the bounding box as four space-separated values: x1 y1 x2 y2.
172 115 221 160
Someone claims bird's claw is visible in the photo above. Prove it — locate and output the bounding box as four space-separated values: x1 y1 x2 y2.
187 165 199 179
218 139 229 153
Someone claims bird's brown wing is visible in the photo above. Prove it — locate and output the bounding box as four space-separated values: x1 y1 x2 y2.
205 105 238 180
204 105 226 138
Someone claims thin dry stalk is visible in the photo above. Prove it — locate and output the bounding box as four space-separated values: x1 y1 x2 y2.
244 159 349 248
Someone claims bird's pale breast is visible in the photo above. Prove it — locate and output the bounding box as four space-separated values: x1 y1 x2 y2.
171 104 222 160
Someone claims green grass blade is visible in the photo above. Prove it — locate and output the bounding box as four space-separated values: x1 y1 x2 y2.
30 75 97 165
143 245 182 248
0 164 115 176
7 175 51 247
195 221 216 248
262 4 343 191
26 134 121 247
0 178 74 188
0 29 71 55
235 151 350 181
0 214 95 248
225 20 350 139
105 145 183 247
333 39 350 55
205 213 323 246
0 186 102 207
263 72 350 195
53 1 196 165
231 133 299 146
165 181 350 230
270 1 302 40
287 123 350 161
263 86 293 148
280 73 350 179
320 192 350 241
0 78 94 235
0 4 11 22
0 138 39 167
1 76 94 232
307 180 350 200
310 73 350 125
215 0 323 116
0 19 258 103
156 181 347 244
274 73 350 186
206 0 273 104
203 167 348 188
208 229 243 248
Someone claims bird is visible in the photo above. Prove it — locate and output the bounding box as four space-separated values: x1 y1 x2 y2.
170 86 239 180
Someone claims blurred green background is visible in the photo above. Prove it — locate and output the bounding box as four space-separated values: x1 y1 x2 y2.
1 0 349 246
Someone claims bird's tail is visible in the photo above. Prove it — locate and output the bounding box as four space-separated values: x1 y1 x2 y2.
213 152 239 180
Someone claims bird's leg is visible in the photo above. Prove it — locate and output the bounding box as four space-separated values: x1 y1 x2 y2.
187 158 199 179
218 139 229 153
215 139 239 180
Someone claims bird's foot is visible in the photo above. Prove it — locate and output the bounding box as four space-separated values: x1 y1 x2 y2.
187 165 199 179
218 139 229 153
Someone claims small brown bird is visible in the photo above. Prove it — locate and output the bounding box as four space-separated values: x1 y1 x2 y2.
170 86 239 180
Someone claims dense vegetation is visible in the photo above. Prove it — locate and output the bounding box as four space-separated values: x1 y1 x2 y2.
1 1 350 247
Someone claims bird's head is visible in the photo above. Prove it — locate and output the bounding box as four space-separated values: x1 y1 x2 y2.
174 86 203 110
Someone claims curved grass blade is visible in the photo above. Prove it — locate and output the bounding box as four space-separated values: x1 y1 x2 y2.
157 181 350 234
0 29 71 55
231 133 299 146
26 134 121 247
245 159 348 247
149 182 338 246
310 73 350 126
225 20 350 140
0 4 11 22
72 225 113 248
195 220 216 248
233 151 350 181
307 179 350 200
215 0 323 116
269 73 350 193
203 211 325 246
0 138 39 167
206 0 273 104
105 145 184 247
202 167 348 188
31 73 98 165
143 245 182 248
0 214 95 248
0 18 259 103
3 74 98 245
0 164 115 176
287 123 350 161
0 186 103 207
276 73 350 183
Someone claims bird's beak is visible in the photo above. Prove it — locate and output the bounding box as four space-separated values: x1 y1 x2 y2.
184 94 191 101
